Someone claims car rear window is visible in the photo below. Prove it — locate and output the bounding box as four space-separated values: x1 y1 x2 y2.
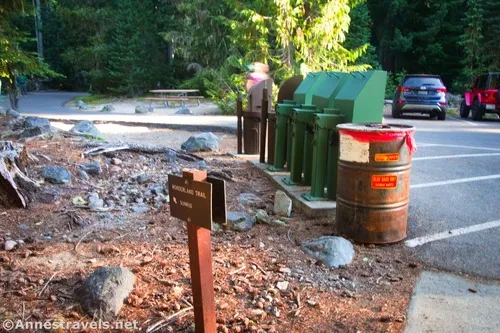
403 77 444 87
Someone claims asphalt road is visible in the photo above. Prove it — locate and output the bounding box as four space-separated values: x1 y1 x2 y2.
392 112 500 280
1 92 237 130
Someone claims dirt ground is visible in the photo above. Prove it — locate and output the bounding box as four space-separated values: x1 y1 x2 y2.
0 119 422 332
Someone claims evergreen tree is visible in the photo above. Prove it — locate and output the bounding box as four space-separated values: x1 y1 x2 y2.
344 1 379 69
0 0 58 108
483 1 500 70
458 0 486 88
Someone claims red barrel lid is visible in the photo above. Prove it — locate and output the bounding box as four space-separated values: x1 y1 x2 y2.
337 123 415 133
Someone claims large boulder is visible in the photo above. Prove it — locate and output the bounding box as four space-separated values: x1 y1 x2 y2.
239 192 264 208
175 107 193 115
135 104 152 114
78 161 102 175
24 117 50 129
79 266 135 321
228 211 256 232
100 105 114 112
6 109 22 118
20 117 53 138
273 190 292 217
181 132 219 152
69 120 102 139
41 166 72 184
20 126 52 138
77 100 87 110
301 236 354 268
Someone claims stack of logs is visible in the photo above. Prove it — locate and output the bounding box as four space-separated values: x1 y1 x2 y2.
0 141 38 208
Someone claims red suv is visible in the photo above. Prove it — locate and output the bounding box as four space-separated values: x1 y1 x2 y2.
460 73 500 120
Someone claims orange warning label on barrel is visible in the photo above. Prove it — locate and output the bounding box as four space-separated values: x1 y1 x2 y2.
371 175 398 189
374 153 400 162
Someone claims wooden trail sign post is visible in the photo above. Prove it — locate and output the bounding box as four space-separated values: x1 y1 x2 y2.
168 169 226 333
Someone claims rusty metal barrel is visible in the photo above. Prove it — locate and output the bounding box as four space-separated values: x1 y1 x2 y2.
335 123 416 244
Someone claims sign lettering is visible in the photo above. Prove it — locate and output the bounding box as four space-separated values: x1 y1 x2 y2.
168 175 213 230
371 174 398 189
374 153 400 162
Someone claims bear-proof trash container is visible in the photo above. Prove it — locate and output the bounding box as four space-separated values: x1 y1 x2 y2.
336 123 417 244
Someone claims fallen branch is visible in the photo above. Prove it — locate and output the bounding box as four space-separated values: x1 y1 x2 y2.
146 306 193 333
38 271 58 297
82 142 203 161
229 264 246 275
250 262 268 276
74 230 94 253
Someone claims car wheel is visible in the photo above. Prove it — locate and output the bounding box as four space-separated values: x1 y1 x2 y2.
459 100 470 118
471 99 483 121
437 112 446 120
391 107 401 118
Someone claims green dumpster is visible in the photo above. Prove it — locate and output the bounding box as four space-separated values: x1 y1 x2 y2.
270 72 323 171
282 72 349 185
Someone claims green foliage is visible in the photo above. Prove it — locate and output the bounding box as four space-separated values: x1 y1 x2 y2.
0 0 60 108
385 70 407 99
78 94 114 105
32 0 500 101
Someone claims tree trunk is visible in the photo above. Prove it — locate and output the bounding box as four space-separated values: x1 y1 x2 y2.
0 142 39 209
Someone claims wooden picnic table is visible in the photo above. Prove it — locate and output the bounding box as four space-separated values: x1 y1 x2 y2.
150 89 199 94
147 89 202 107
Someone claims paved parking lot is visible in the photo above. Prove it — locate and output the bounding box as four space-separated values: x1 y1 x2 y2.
392 113 500 279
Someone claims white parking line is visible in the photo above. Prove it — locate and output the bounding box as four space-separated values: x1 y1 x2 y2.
413 152 500 161
416 143 500 152
410 174 500 189
405 219 500 247
450 116 479 126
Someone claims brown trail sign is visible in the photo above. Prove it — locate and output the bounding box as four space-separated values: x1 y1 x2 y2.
168 169 226 333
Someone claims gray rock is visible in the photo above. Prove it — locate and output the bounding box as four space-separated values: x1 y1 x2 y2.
36 188 61 204
239 192 264 208
4 240 17 251
88 192 104 209
0 107 6 116
20 126 52 138
111 158 122 166
175 107 192 115
227 211 256 232
274 190 292 217
70 120 102 139
135 104 152 114
6 109 22 118
255 209 272 224
197 160 207 170
79 266 135 321
164 149 177 163
100 105 114 112
41 166 72 184
18 224 29 230
212 223 222 233
77 100 87 110
136 173 149 184
76 169 90 180
301 236 355 268
24 117 50 129
181 132 219 152
79 161 102 175
151 185 165 195
131 204 148 213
